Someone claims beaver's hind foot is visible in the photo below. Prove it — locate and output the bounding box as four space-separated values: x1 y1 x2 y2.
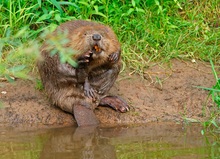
99 96 130 113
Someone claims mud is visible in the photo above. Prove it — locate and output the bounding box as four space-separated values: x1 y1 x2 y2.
0 59 217 128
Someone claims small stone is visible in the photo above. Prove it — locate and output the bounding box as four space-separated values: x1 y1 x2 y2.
191 59 196 63
1 91 7 94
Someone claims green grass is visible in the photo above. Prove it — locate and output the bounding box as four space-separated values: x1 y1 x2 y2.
197 60 220 134
0 0 219 75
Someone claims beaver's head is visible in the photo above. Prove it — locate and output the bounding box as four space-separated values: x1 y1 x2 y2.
70 24 120 60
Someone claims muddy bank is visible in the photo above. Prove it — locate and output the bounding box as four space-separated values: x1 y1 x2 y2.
0 59 216 128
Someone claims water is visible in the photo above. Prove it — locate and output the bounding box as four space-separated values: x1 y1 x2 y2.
0 123 219 159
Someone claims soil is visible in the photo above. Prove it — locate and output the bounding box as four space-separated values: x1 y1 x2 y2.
0 59 217 128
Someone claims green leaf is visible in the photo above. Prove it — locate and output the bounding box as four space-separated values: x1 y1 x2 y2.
126 8 134 16
174 0 183 10
155 0 160 6
8 65 26 72
184 118 199 123
90 11 107 18
37 0 42 7
55 13 61 22
203 121 210 127
12 71 29 79
0 64 5 73
201 129 205 135
94 5 99 13
50 49 57 56
136 7 145 13
169 24 178 29
211 120 219 128
5 74 14 83
67 59 77 67
35 79 44 90
132 0 136 7
47 23 58 32
58 1 79 10
37 13 52 22
210 59 218 82
14 27 27 38
6 28 11 38
195 86 220 92
78 1 89 7
49 0 63 14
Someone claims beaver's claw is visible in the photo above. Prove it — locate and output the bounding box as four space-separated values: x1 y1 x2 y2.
84 79 97 99
99 95 130 113
108 52 120 63
77 51 93 68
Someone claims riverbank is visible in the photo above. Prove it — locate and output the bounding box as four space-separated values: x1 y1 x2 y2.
0 59 216 129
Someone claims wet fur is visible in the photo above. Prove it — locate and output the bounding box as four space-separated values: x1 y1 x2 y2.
37 20 121 114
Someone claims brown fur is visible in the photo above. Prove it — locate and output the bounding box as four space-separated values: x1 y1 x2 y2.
37 20 121 115
51 20 121 70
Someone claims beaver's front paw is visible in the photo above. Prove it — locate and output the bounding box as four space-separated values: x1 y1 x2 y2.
108 52 120 63
84 79 97 99
77 51 93 68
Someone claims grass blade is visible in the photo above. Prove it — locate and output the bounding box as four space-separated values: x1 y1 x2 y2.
195 86 220 93
210 59 218 82
48 0 63 14
37 0 42 7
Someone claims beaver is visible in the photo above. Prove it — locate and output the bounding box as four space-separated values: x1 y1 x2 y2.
37 20 129 126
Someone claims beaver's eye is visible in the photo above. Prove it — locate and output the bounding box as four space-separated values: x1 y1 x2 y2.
84 32 87 36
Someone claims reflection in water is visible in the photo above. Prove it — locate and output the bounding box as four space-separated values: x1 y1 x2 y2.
0 123 219 159
40 126 117 159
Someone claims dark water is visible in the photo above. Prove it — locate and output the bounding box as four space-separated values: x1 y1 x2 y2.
0 123 219 159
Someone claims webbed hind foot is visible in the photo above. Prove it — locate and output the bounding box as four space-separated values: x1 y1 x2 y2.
99 96 130 113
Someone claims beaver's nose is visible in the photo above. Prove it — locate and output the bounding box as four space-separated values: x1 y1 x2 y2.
92 34 101 41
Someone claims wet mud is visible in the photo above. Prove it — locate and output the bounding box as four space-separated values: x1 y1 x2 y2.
0 59 217 128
